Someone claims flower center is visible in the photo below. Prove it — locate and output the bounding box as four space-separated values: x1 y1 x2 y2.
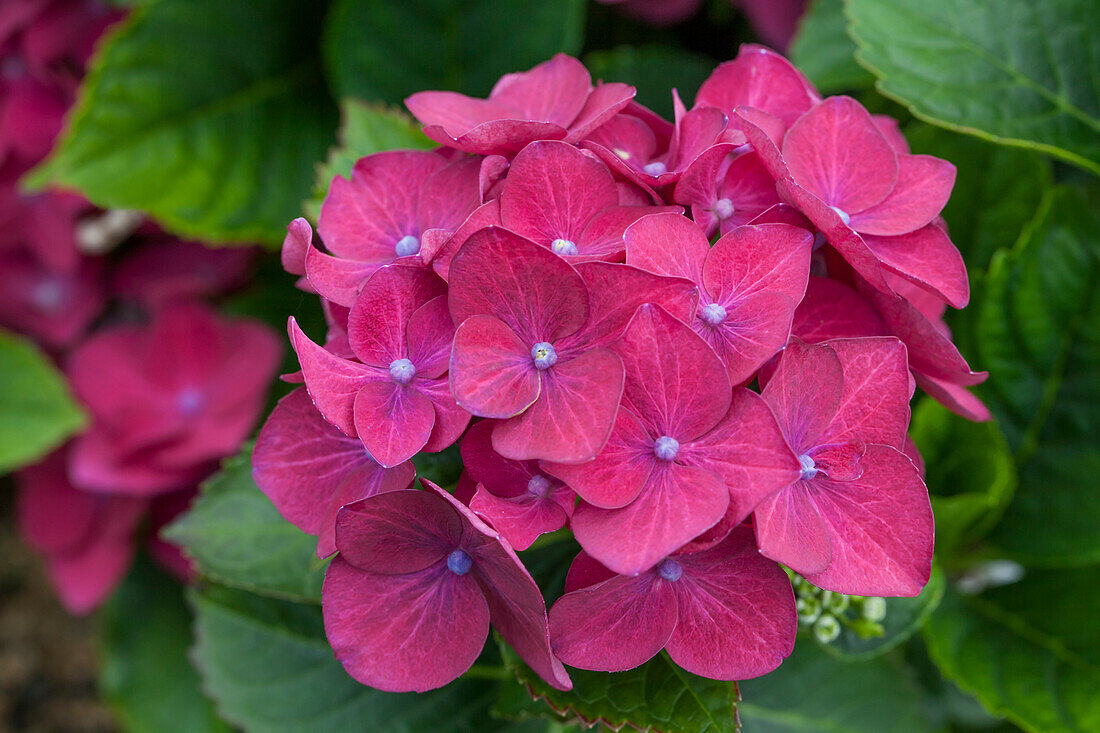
531 342 558 370
643 161 667 176
527 475 552 498
389 358 416 385
30 278 65 312
447 549 473 576
798 453 818 481
657 558 683 582
394 235 420 257
830 206 850 225
713 197 735 220
653 436 680 461
176 387 205 416
551 239 578 256
699 302 727 327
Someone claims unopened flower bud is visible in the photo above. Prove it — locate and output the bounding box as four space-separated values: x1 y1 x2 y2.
861 596 887 623
813 614 841 644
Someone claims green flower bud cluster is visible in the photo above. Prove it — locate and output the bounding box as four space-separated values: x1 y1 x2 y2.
791 573 887 645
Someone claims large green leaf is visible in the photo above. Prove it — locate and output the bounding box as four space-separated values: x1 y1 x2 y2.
824 568 945 660
499 645 738 732
163 445 326 603
584 45 716 119
0 329 86 474
323 0 586 103
191 585 538 732
924 567 1100 732
99 559 228 733
975 187 1100 564
789 0 874 95
847 0 1100 175
28 0 337 245
909 400 1016 557
739 642 928 732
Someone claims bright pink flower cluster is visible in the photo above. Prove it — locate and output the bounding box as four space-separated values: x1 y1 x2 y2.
3 2 281 614
260 47 984 692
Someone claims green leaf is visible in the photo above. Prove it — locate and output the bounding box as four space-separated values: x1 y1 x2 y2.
499 645 738 733
412 444 464 489
28 0 337 245
323 0 586 103
739 642 928 732
584 45 716 119
163 445 326 603
789 0 874 95
975 186 1100 564
904 122 1053 273
99 559 228 733
191 584 536 732
846 0 1100 175
825 568 946 660
0 329 86 474
909 400 1016 557
924 567 1100 732
306 99 434 219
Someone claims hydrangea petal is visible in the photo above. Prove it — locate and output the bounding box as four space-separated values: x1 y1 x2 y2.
760 340 844 453
863 223 970 309
624 211 709 283
353 381 436 467
450 314 540 418
822 336 911 448
347 265 446 367
753 480 833 575
848 154 955 236
470 484 572 551
289 317 376 436
405 295 455 380
694 44 819 126
333 490 459 574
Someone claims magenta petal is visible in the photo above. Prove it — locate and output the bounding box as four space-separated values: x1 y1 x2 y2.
563 550 618 592
849 154 955 236
915 372 992 422
406 91 518 137
792 276 889 342
450 315 540 418
705 223 812 304
732 106 788 178
615 303 731 441
417 155 482 232
782 96 898 213
694 44 819 126
753 480 833 575
323 557 489 692
448 227 589 343
492 53 590 125
549 572 676 672
333 489 459 574
863 224 970 309
572 463 729 575
424 199 502 280
415 377 473 454
422 119 568 156
353 381 435 467
347 265 446 367
492 347 624 464
822 336 911 448
470 485 571 550
804 445 934 596
761 340 844 452
289 317 376 437
624 211 709 283
542 406 655 509
697 291 795 385
303 246 380 308
681 389 801 523
405 296 455 379
576 204 682 261
565 82 637 143
666 526 796 680
715 152 785 232
48 534 138 615
254 389 414 557
281 217 311 276
460 420 534 497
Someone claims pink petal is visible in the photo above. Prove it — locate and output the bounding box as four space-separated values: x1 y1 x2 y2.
575 204 683 261
490 54 591 126
781 96 898 213
572 463 729 575
303 246 380 308
417 155 482 232
696 291 796 385
470 485 572 550
753 480 833 575
281 217 311 276
47 533 137 615
448 227 589 344
760 339 844 452
421 118 568 156
353 380 436 467
915 372 992 423
666 526 796 680
614 303 731 442
715 152 785 232
666 105 727 173
792 276 889 342
624 211 709 283
492 347 624 464
549 572 677 672
406 91 522 136
499 141 619 248
414 376 473 454
804 445 934 596
810 442 866 482
449 314 540 418
732 106 788 176
863 223 970 309
425 199 502 280
323 557 489 692
566 82 637 143
695 44 819 126
680 389 801 523
405 296 455 379
289 317 376 437
822 336 911 448
333 489 460 574
705 222 812 303
872 115 910 154
347 265 446 367
584 114 659 173
542 406 656 509
563 550 618 592
460 420 536 497
253 388 415 557
849 154 955 236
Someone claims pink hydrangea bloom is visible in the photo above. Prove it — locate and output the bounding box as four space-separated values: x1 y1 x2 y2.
67 302 280 494
323 480 572 692
111 237 254 306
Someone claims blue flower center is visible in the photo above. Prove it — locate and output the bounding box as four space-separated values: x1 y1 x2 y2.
527 475 552 498
700 302 728 326
551 239 578 256
829 206 851 225
389 358 416 385
531 342 558 370
653 436 680 461
643 161 667 176
395 235 420 257
658 558 683 582
713 197 735 220
447 549 473 576
799 453 818 481
176 387 205 416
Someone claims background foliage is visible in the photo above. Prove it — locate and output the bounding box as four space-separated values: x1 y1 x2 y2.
8 0 1098 731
